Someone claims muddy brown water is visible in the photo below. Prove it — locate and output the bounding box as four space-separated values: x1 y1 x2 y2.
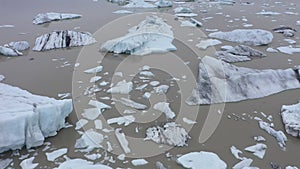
1 0 300 168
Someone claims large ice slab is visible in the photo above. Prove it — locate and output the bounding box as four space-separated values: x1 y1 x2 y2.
177 151 227 169
33 12 82 25
209 29 273 46
281 102 300 137
33 30 96 51
100 15 176 55
0 83 73 153
187 56 300 105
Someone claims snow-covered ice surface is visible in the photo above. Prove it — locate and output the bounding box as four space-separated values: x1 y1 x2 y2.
281 102 300 137
215 45 266 63
177 151 227 169
0 82 72 153
187 56 300 105
54 158 112 169
46 148 68 161
33 12 81 25
100 15 176 55
145 122 190 146
208 29 273 46
33 30 96 51
244 143 267 159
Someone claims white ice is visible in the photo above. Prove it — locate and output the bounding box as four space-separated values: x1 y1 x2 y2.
33 12 82 25
154 85 169 94
46 148 68 161
115 128 131 154
107 80 133 94
277 46 300 55
0 46 22 56
281 102 300 137
115 97 147 110
123 0 157 8
84 66 103 74
153 102 176 119
75 119 88 130
113 10 133 14
230 146 246 160
196 39 222 50
232 158 253 169
244 143 267 159
20 157 38 169
177 151 227 169
107 115 135 126
259 121 287 148
75 129 104 152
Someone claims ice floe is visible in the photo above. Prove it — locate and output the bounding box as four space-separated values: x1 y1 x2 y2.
258 121 287 148
75 119 88 130
0 83 72 153
107 80 133 94
215 45 266 63
7 41 30 51
256 11 281 16
54 158 112 169
154 85 169 94
100 15 176 55
273 26 296 37
0 158 12 168
277 46 300 55
281 102 300 137
153 102 176 119
115 128 131 153
232 158 253 169
107 115 135 126
131 159 149 166
33 12 81 25
145 122 190 146
33 30 96 51
177 151 227 169
230 146 246 160
123 0 157 8
186 56 300 105
244 143 267 159
196 39 222 50
84 66 103 74
155 0 173 8
75 129 104 152
46 148 68 161
0 46 22 56
209 29 273 46
113 10 133 14
20 157 38 169
115 97 147 110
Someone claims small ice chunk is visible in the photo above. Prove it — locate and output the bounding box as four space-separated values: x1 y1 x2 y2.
123 0 157 8
286 166 299 169
84 153 102 160
0 75 5 81
114 72 123 77
75 119 88 130
232 158 253 169
99 81 109 86
259 121 287 148
153 102 176 119
145 122 190 147
140 71 154 77
150 81 160 86
115 128 131 154
131 159 149 166
281 102 300 137
75 129 104 152
117 154 126 161
107 115 135 126
20 157 38 169
115 98 147 110
154 85 169 94
143 92 151 99
90 76 102 83
0 158 13 169
256 11 281 16
89 100 112 110
142 65 150 70
244 143 267 159
156 161 167 169
277 46 300 55
82 108 101 120
230 146 246 160
196 39 222 50
266 47 278 53
107 80 133 94
254 136 266 142
46 148 68 161
94 119 102 130
183 117 197 124
84 66 103 74
53 158 112 169
155 0 172 8
177 151 227 169
113 10 133 14
136 84 148 90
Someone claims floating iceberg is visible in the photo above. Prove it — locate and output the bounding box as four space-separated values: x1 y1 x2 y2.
20 157 38 169
186 56 300 105
75 129 104 152
46 148 68 161
131 159 149 166
33 12 82 25
259 121 287 148
244 143 267 159
232 158 253 169
33 30 96 51
281 102 300 137
153 102 176 119
145 122 190 146
215 45 266 63
277 46 300 55
0 82 72 153
177 151 227 169
114 97 147 110
7 41 30 51
155 0 173 8
196 39 222 50
107 115 135 126
273 26 296 37
100 15 176 55
0 46 22 56
209 29 273 46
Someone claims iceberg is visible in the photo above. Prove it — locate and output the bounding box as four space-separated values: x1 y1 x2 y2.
273 26 296 37
186 56 300 105
7 41 30 51
177 151 227 169
209 29 273 46
100 15 176 55
277 46 300 55
33 12 81 25
33 30 96 51
259 121 287 148
131 159 149 166
145 122 190 146
196 39 222 50
244 143 267 159
0 46 22 56
123 0 157 8
281 102 300 137
155 0 173 8
0 82 72 153
215 45 266 63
